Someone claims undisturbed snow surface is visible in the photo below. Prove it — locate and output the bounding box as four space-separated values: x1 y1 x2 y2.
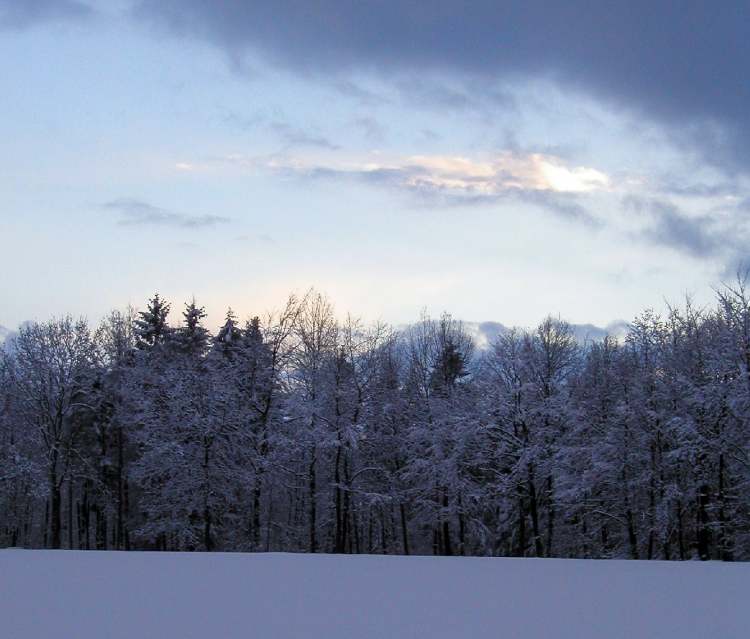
1 550 747 638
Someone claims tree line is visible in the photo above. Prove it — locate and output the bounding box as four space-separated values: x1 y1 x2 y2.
1 283 749 560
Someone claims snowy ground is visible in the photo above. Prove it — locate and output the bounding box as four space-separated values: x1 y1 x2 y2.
1 550 748 639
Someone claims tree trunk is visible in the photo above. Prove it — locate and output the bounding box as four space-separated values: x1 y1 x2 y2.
333 442 343 553
545 475 554 557
626 507 638 559
203 439 213 552
718 453 732 561
527 465 543 557
309 445 317 553
49 462 61 550
457 493 466 556
252 480 262 550
399 503 410 555
441 490 453 556
116 426 124 550
67 477 74 550
517 495 527 557
697 482 711 560
677 500 685 560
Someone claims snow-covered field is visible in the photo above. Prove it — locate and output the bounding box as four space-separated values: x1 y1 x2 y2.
2 550 747 639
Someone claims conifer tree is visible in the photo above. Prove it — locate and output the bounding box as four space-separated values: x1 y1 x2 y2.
134 293 172 350
176 298 210 358
212 308 243 360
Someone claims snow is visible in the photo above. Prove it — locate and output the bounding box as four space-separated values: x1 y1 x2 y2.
2 550 747 638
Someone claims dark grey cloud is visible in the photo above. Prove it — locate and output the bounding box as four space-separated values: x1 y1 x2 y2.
393 75 516 116
720 197 750 277
653 175 742 199
642 206 721 259
134 1 750 173
433 189 599 227
628 196 741 262
516 191 598 226
0 0 92 29
104 198 230 229
720 254 750 281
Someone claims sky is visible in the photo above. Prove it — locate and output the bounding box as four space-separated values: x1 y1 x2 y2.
2 0 750 330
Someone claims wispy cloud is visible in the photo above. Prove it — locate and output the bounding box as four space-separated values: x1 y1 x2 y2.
638 201 724 259
263 152 610 195
626 196 749 271
179 151 609 224
270 122 339 150
103 198 230 229
220 108 340 151
352 116 386 142
655 178 741 200
394 75 517 117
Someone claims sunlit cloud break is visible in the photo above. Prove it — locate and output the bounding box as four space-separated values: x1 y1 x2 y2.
398 153 610 194
200 151 610 198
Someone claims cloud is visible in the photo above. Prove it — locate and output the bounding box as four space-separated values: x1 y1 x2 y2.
270 122 339 150
246 151 606 224
134 1 750 174
220 109 339 150
393 75 516 115
627 196 749 269
333 80 388 107
352 116 385 142
267 151 609 194
655 178 741 200
512 190 595 225
0 0 92 29
189 150 603 224
640 203 722 259
103 198 230 229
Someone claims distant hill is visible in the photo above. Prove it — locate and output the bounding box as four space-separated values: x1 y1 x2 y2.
460 319 631 350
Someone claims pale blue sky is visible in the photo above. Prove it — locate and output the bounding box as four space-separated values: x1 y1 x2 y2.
2 1 748 330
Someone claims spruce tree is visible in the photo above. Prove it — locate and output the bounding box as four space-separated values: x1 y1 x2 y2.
176 298 210 357
213 308 243 360
134 293 172 349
